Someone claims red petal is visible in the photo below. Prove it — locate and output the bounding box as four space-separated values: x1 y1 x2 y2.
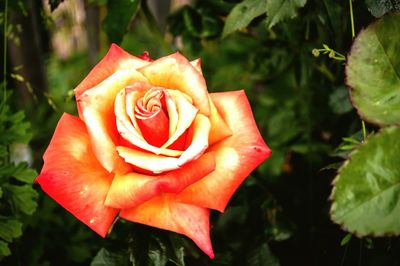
74 44 149 101
78 69 147 173
138 53 211 116
176 90 271 212
116 87 184 157
160 89 198 150
35 113 118 237
105 152 215 209
120 195 214 258
137 51 153 62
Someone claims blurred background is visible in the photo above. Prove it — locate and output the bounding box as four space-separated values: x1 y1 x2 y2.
1 0 400 265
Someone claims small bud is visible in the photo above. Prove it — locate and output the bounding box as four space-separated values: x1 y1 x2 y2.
312 49 320 57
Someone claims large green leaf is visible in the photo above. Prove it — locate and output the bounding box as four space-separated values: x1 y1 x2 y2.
346 13 400 126
330 127 400 235
103 0 141 44
265 0 307 29
222 0 267 38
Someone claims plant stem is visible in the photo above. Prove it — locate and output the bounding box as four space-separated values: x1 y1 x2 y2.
349 0 355 38
349 0 367 141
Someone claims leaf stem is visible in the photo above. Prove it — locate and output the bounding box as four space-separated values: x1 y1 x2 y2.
349 0 355 38
349 0 367 141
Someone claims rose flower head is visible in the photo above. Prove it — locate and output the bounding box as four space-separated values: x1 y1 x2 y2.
36 44 271 258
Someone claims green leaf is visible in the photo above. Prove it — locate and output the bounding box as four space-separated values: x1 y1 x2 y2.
246 243 280 266
148 236 168 266
331 127 400 236
340 233 352 246
365 0 400 17
48 0 64 11
103 0 141 44
346 13 400 126
222 0 267 38
90 248 129 266
3 184 38 215
0 240 11 257
0 218 23 242
329 86 353 114
13 166 37 184
265 0 307 29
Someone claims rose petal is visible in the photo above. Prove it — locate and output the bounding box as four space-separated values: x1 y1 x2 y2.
78 69 147 173
178 114 211 166
208 96 232 145
105 152 215 209
116 146 181 174
35 113 118 237
75 43 149 105
120 195 214 259
176 90 271 212
190 58 202 74
160 90 198 150
117 114 210 174
115 88 183 157
138 52 211 116
136 103 170 147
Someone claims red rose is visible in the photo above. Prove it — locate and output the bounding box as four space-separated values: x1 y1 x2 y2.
36 44 271 258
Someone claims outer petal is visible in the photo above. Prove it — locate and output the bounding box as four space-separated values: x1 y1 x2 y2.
176 90 271 212
104 152 215 209
74 43 149 100
120 195 214 259
78 69 148 173
138 53 211 116
208 96 232 145
35 113 118 237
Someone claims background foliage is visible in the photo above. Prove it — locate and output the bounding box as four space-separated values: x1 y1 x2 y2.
1 0 400 265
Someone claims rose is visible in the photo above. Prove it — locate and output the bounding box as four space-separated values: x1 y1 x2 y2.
36 44 271 258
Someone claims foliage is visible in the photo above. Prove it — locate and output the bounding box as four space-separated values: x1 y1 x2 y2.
103 0 141 44
330 13 400 237
0 91 38 260
346 13 400 126
331 127 400 235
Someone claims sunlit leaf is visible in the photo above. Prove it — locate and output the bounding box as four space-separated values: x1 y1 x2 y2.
331 127 400 236
346 13 400 126
222 0 267 38
265 0 307 29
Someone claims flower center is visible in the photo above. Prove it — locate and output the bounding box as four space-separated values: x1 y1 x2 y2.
134 87 169 147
